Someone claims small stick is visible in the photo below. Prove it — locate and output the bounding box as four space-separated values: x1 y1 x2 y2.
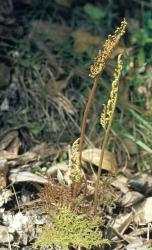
8 231 12 250
11 184 20 213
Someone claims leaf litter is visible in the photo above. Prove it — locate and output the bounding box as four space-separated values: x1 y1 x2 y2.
0 1 152 250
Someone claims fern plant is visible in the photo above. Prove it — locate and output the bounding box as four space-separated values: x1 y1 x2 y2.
36 19 127 250
36 205 109 250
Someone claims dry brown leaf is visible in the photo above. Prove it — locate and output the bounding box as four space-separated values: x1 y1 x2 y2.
124 236 145 247
0 150 18 160
0 131 18 150
129 226 152 237
0 131 21 160
112 175 129 194
57 169 65 185
72 31 102 53
133 197 152 224
47 72 73 96
18 143 58 164
0 143 57 168
47 162 72 186
121 191 144 207
53 94 76 115
47 162 68 176
9 170 47 184
6 137 21 155
0 159 8 189
0 226 10 243
82 148 117 174
113 212 132 234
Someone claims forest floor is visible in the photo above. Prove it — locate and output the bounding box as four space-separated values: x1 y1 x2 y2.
0 0 152 249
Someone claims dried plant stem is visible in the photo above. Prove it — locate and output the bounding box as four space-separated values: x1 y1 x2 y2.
93 105 115 214
79 77 98 160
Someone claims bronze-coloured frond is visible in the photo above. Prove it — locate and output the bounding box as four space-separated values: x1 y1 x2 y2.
71 138 83 182
100 54 123 130
89 19 127 79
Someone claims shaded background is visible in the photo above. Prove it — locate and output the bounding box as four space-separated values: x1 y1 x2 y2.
0 0 152 171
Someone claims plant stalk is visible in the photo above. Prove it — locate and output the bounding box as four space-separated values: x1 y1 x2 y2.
79 77 98 160
93 106 116 214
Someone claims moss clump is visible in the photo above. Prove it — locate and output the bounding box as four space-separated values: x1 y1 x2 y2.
36 205 109 250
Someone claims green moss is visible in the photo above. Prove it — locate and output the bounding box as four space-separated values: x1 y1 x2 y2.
36 205 109 250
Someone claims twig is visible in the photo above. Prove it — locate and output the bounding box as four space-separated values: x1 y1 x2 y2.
113 228 130 244
8 231 12 250
11 184 20 213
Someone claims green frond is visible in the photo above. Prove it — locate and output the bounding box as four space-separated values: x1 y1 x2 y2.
36 205 109 250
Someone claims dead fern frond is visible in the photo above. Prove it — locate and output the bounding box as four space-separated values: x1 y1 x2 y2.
38 179 72 212
39 178 93 216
